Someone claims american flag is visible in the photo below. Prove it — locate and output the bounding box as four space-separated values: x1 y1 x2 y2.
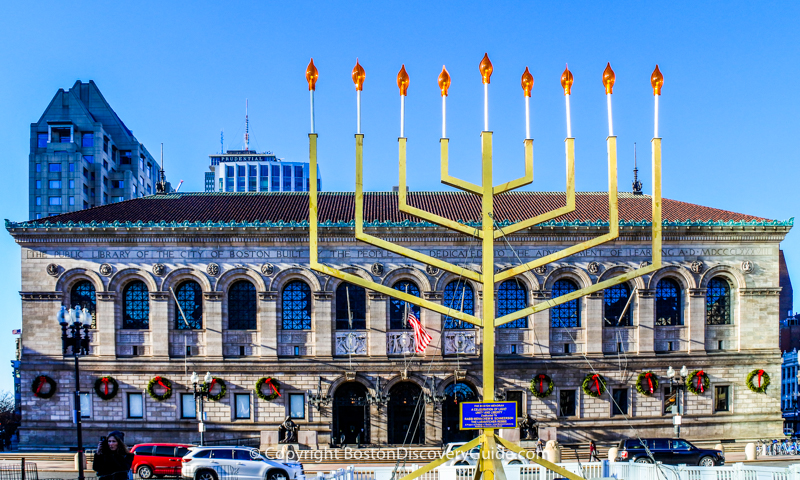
407 310 431 353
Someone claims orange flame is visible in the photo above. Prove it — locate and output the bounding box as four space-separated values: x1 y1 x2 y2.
521 67 534 97
603 62 615 94
561 64 574 95
306 58 318 91
352 59 365 91
651 65 663 96
479 53 493 84
438 66 451 97
397 65 409 96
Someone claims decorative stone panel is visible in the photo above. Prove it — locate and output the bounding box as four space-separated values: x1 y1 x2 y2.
223 331 258 357
603 327 637 353
335 331 367 355
169 330 206 357
443 330 477 355
550 328 584 354
387 331 416 355
278 331 313 356
654 326 688 352
705 325 737 351
116 330 151 356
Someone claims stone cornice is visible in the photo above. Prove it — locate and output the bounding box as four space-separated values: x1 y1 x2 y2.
740 287 782 296
20 292 62 301
203 292 223 301
313 291 333 301
259 292 278 301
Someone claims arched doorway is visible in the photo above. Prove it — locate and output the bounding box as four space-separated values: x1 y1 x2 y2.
442 382 479 444
388 382 424 444
332 383 369 445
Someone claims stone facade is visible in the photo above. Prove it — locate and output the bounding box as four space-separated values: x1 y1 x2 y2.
8 217 791 448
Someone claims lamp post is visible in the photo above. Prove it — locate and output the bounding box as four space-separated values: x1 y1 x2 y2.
666 366 689 438
308 376 332 411
58 305 91 480
191 371 213 446
366 377 390 409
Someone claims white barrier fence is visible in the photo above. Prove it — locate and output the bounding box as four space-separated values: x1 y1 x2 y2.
317 462 800 480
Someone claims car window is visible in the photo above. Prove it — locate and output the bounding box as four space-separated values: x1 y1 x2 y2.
176 448 190 457
652 440 669 450
192 450 211 459
154 446 175 457
234 450 253 461
134 446 154 455
626 440 643 449
211 449 233 459
671 440 691 450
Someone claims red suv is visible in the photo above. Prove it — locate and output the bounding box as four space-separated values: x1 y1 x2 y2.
131 443 194 478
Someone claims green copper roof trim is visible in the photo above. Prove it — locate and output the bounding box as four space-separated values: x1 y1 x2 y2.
5 217 794 230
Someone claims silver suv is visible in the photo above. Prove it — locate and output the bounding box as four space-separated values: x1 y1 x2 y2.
181 447 305 480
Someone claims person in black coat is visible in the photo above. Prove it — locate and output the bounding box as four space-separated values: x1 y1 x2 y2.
93 432 133 480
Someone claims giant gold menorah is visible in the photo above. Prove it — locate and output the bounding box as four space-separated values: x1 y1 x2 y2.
307 55 665 480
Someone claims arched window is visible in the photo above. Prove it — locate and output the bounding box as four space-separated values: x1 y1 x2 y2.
551 279 580 328
388 382 424 444
282 281 312 330
442 383 479 443
123 280 149 329
497 280 528 329
443 280 474 329
706 277 732 325
228 280 257 330
655 278 682 326
390 280 420 330
604 283 631 326
71 280 96 328
175 281 203 330
336 283 366 330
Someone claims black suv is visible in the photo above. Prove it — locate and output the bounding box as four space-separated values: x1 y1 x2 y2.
616 439 725 466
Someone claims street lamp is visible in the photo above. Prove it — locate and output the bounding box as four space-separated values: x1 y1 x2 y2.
366 377 390 409
308 376 332 411
58 305 91 480
666 365 689 438
191 371 213 446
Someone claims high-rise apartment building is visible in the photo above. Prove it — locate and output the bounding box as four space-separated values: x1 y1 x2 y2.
29 80 164 219
205 149 320 193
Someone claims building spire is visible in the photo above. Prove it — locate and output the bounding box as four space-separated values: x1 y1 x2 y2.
221 129 224 154
244 99 249 151
632 142 643 195
156 143 167 194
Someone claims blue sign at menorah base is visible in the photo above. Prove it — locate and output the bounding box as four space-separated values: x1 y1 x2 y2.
459 401 518 430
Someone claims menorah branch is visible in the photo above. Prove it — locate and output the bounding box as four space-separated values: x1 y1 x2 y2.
398 436 483 480
494 435 583 480
439 138 483 195
492 139 533 195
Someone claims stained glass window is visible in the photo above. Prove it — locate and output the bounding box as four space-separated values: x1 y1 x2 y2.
497 280 528 328
390 281 420 330
71 280 96 328
336 283 366 330
443 281 474 329
282 281 312 330
123 281 149 329
228 280 257 330
551 279 580 328
604 283 631 326
706 277 732 325
655 278 682 326
175 281 203 330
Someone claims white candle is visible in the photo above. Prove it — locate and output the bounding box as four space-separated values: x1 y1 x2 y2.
606 93 614 137
306 58 318 134
400 95 405 138
438 65 451 138
525 96 530 140
484 83 489 131
602 63 616 137
651 65 663 138
566 95 572 138
442 96 446 138
357 91 361 134
310 90 315 134
352 59 365 134
654 94 659 138
561 65 573 138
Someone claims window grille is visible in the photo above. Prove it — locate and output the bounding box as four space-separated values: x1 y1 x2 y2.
551 279 580 328
175 281 203 330
443 280 474 329
389 280 420 330
282 281 312 330
70 280 96 328
228 280 257 330
655 278 682 326
497 280 528 328
604 283 631 326
335 283 366 330
123 281 149 329
707 277 732 325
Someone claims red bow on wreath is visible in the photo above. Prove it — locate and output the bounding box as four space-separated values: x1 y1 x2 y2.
645 373 654 394
36 376 46 394
696 370 705 393
101 377 110 395
757 370 764 388
538 375 546 394
265 378 281 397
154 376 169 391
208 378 217 393
592 374 601 394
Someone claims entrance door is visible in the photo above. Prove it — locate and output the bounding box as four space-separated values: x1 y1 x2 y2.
442 382 479 444
333 382 369 445
388 382 425 444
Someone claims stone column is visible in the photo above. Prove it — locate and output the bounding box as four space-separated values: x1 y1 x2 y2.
95 292 117 358
531 291 550 356
314 291 333 358
423 291 443 358
367 292 387 356
637 289 655 354
688 288 706 353
204 292 223 359
150 292 170 359
259 292 278 358
585 293 604 355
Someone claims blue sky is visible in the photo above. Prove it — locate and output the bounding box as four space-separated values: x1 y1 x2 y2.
0 1 798 392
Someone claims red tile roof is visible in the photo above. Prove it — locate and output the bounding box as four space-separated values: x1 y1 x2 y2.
19 191 774 226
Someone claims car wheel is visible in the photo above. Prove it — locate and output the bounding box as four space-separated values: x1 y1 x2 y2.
508 460 522 465
196 470 218 480
698 456 716 467
455 461 470 466
635 458 652 464
267 470 289 480
137 466 154 479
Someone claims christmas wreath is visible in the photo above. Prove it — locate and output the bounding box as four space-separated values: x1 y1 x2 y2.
746 369 770 394
635 371 659 396
206 377 227 402
255 377 281 401
147 376 173 401
686 370 709 395
94 376 119 400
529 374 554 398
582 373 607 398
32 375 57 399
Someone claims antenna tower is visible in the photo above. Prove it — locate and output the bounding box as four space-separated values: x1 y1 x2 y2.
632 142 643 194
